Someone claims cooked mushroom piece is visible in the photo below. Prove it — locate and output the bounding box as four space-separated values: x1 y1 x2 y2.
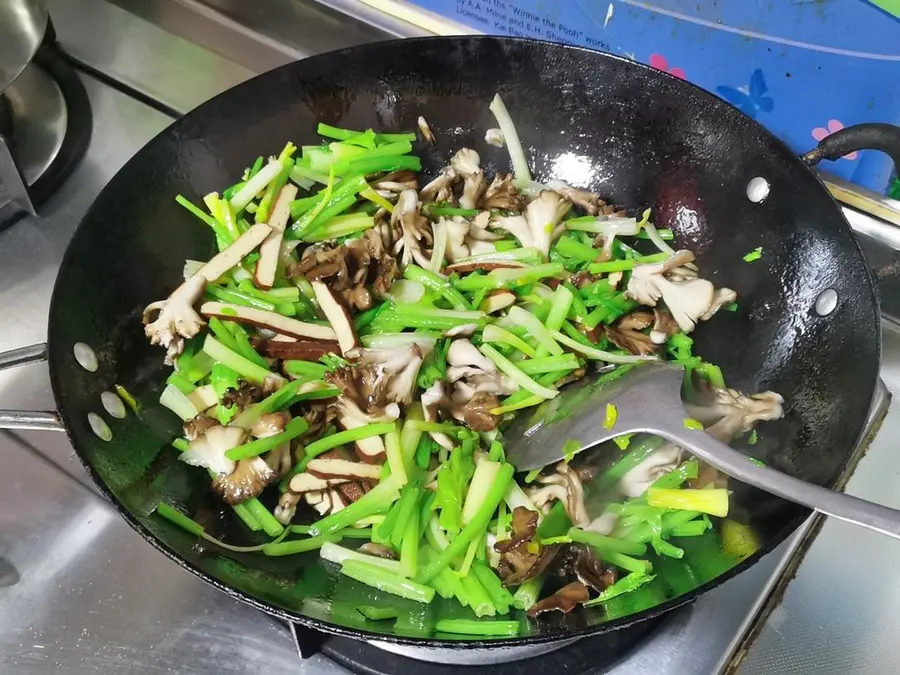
253 183 298 289
490 214 533 249
220 380 263 410
419 166 457 203
626 250 737 333
444 216 500 263
650 308 680 345
143 224 271 363
251 411 291 438
553 544 617 593
421 381 455 450
495 506 560 586
305 488 349 517
264 443 293 478
619 442 683 498
446 339 516 406
392 189 435 269
525 190 571 259
528 461 589 526
546 180 603 215
275 490 302 524
183 414 219 441
326 343 431 423
527 581 590 618
417 115 436 144
374 170 418 194
478 174 523 212
686 385 784 442
180 425 247 476
450 148 487 210
491 192 570 259
311 281 359 354
213 458 276 504
606 310 657 356
292 227 398 308
485 127 505 147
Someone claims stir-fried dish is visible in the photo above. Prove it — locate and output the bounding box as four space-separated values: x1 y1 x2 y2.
142 96 783 636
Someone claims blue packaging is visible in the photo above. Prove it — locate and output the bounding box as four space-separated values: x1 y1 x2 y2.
402 0 900 196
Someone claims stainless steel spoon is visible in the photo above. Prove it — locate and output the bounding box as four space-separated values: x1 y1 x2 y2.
504 361 900 540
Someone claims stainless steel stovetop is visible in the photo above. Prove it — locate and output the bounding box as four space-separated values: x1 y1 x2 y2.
4 2 900 673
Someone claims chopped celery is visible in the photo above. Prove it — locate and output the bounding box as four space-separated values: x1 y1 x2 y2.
225 417 310 461
340 560 435 604
310 476 404 536
417 463 514 584
320 541 404 574
584 572 656 606
244 498 284 537
156 502 204 536
479 344 559 399
262 534 338 556
647 488 730 517
482 324 537 358
511 576 543 611
201 334 276 385
587 252 669 274
358 606 398 621
567 528 648 556
604 403 618 431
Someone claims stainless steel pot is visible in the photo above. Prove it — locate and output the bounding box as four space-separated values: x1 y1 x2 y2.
0 0 49 223
0 0 48 93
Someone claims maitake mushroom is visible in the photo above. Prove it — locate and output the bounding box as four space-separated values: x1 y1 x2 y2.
686 385 784 443
619 441 683 499
490 190 570 260
450 148 487 210
417 339 517 434
444 214 502 263
326 342 432 429
291 226 398 310
179 422 276 504
392 189 434 269
478 174 523 212
626 250 737 333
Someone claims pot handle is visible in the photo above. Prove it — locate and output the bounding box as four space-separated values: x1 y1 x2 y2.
0 343 63 431
801 123 900 171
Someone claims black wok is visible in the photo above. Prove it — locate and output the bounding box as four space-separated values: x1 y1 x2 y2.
0 36 894 650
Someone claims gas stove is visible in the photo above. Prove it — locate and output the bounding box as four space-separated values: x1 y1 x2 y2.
2 2 900 673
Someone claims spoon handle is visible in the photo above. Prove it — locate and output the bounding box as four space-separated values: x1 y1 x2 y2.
650 424 900 540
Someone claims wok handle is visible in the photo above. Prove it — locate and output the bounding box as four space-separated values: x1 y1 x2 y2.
651 422 900 541
801 123 900 172
0 343 63 432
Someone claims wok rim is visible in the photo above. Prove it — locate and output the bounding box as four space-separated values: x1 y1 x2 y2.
46 34 880 648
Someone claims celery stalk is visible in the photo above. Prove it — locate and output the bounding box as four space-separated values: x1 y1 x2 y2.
340 560 435 604
310 476 404 536
201 334 277 385
416 463 514 584
478 344 559 399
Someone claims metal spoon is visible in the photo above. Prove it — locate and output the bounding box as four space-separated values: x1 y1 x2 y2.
504 361 900 540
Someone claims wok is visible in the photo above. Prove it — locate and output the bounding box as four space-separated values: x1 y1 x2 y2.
0 36 895 650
